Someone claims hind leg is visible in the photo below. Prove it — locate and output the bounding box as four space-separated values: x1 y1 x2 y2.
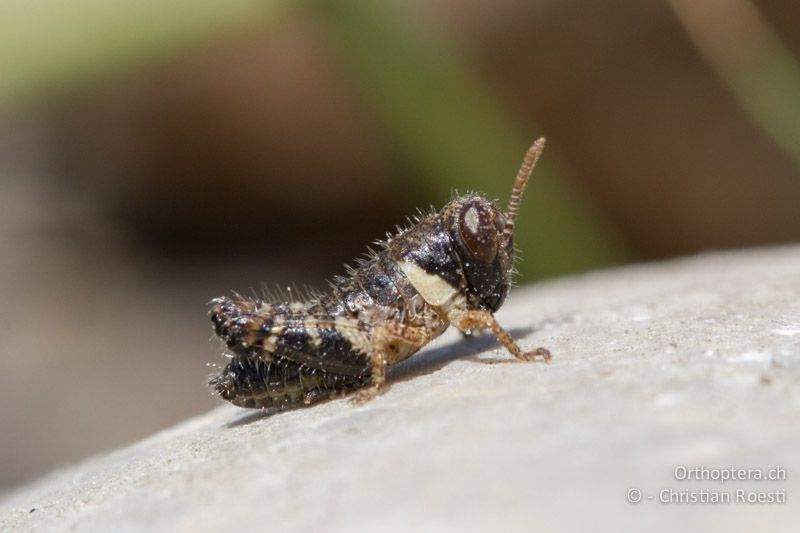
351 322 431 405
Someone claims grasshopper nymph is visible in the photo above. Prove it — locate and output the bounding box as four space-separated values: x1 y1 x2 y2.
209 138 551 408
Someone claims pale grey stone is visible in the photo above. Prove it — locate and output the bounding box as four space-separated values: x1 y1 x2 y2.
2 246 798 532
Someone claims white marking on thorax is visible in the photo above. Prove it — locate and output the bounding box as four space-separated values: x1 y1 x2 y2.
399 260 459 308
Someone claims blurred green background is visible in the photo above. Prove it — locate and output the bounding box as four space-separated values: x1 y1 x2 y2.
1 0 799 492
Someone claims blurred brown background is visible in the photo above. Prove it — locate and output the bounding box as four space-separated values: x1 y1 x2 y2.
1 0 799 492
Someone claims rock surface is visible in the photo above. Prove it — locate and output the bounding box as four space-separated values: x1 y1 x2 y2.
2 247 799 532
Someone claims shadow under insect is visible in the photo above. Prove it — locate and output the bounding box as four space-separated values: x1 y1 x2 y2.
389 326 535 382
223 325 534 428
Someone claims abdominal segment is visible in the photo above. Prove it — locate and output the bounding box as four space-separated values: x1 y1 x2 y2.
209 355 369 409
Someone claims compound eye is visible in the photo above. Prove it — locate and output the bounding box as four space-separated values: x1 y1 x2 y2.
458 201 498 263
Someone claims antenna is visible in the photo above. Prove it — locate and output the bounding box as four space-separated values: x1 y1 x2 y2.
503 137 546 242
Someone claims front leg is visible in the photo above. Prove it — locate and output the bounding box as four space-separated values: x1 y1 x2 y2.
450 309 552 363
351 322 431 405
